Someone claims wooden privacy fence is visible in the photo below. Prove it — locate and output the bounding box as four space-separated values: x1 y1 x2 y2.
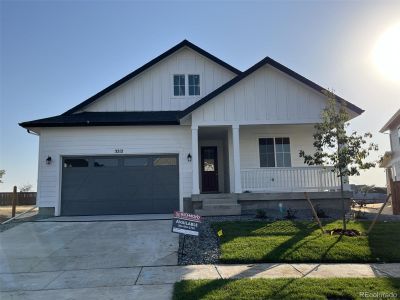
0 192 36 206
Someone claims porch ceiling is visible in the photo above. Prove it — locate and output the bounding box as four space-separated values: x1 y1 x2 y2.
198 126 229 139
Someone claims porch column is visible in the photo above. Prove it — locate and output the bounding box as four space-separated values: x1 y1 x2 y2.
191 126 200 194
232 124 242 193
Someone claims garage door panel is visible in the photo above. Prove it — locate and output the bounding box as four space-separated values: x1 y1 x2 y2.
153 199 177 210
153 175 179 186
153 181 179 195
61 155 179 216
64 194 157 215
153 181 179 196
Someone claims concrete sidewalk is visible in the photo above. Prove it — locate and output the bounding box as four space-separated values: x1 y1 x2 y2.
136 263 400 284
1 263 399 299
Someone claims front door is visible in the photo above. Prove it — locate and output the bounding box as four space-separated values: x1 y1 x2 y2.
201 147 219 193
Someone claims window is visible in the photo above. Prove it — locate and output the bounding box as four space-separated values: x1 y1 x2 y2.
259 137 291 167
188 74 200 96
173 74 201 97
94 158 119 167
203 159 215 171
398 127 400 145
275 138 291 167
259 138 275 167
202 148 217 172
124 157 148 167
64 158 89 168
153 157 177 166
173 74 185 96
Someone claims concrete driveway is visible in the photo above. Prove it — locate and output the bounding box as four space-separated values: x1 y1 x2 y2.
0 217 178 299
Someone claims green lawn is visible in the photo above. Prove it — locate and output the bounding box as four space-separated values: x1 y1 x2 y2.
173 278 400 300
211 220 400 263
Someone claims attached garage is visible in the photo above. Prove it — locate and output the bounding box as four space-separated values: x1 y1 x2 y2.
61 155 179 216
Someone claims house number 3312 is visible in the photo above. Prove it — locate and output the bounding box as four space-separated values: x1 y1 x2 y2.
115 149 124 154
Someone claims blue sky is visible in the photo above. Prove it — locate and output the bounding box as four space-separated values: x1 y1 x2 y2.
1 0 399 191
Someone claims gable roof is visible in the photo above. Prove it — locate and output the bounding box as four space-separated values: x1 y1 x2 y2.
62 40 241 115
380 108 400 132
20 42 364 129
19 111 180 128
180 56 364 118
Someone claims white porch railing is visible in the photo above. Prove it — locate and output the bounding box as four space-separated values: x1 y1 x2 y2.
241 167 341 192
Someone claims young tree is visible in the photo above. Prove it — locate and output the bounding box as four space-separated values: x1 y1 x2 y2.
299 90 378 231
19 184 33 192
0 170 5 183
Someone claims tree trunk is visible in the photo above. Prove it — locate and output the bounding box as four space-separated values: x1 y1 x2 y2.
340 175 346 231
337 135 347 232
304 192 325 234
366 194 391 235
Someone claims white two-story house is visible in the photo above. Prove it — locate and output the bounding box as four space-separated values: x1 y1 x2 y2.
20 40 363 217
380 109 400 182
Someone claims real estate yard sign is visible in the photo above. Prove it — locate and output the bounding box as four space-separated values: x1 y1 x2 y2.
172 211 201 236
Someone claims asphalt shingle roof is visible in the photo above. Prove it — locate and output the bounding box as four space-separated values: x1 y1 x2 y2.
19 111 180 128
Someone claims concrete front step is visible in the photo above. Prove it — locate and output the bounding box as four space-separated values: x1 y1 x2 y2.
195 204 241 216
203 203 241 210
199 193 236 200
202 198 238 205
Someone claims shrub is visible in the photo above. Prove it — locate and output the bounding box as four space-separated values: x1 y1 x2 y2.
285 208 297 220
255 209 267 219
315 205 328 218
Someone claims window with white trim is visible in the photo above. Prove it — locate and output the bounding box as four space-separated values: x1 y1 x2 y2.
259 137 291 167
188 74 200 96
173 74 200 97
398 127 400 145
173 74 185 96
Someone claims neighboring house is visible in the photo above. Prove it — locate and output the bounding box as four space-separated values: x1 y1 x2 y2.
380 109 400 182
20 40 363 217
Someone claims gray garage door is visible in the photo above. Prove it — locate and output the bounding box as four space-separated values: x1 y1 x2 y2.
61 155 179 216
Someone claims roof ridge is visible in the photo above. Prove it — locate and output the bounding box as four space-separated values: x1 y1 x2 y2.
380 108 400 132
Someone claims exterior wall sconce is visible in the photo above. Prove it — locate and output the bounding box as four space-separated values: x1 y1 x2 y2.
187 153 192 162
46 156 52 165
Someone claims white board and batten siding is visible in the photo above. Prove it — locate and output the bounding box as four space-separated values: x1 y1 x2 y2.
37 126 192 216
390 128 400 157
191 65 329 126
82 47 236 112
389 126 400 179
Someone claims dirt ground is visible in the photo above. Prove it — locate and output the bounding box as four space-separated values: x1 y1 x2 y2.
357 203 394 215
0 205 37 223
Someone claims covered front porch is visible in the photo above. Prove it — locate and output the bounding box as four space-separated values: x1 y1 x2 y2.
190 124 344 195
187 124 349 216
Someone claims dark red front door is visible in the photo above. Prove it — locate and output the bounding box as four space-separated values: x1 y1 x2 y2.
201 147 218 193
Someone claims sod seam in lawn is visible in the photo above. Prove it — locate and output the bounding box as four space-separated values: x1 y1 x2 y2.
211 220 400 263
173 278 400 300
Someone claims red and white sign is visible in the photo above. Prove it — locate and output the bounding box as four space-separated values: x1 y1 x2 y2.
172 211 202 236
